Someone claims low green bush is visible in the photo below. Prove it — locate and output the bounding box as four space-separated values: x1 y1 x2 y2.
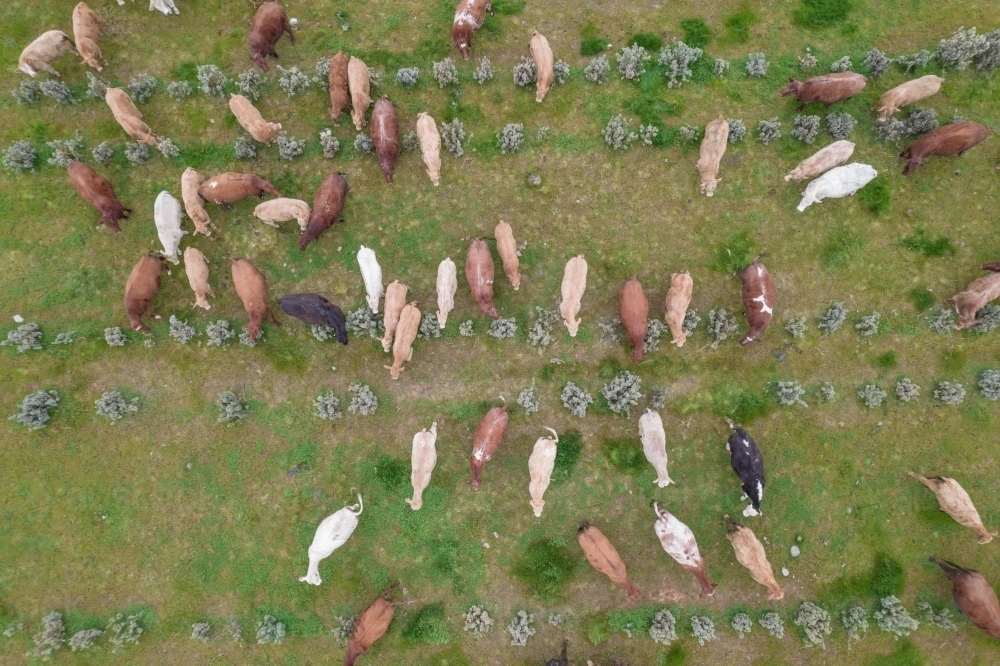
402 603 450 645
723 5 757 42
680 18 712 48
899 229 955 258
793 0 853 29
628 33 664 52
907 287 935 312
602 437 646 474
550 430 583 484
512 538 580 600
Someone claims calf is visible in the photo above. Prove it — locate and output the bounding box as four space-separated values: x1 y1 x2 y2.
726 421 765 517
951 268 1000 329
249 1 294 72
298 494 363 586
725 515 783 600
779 72 867 108
909 472 997 543
577 523 641 600
652 502 716 597
452 0 491 59
105 88 159 147
877 75 945 120
140 0 179 15
619 277 649 362
278 293 348 344
348 56 372 130
931 557 1000 640
67 161 130 233
180 168 216 236
797 162 876 211
387 303 420 379
183 247 212 310
17 30 78 77
528 428 559 517
739 260 776 346
470 404 508 490
346 586 397 666
639 409 672 488
231 258 278 341
328 51 350 124
406 423 438 510
199 172 281 205
153 191 185 264
416 112 441 186
530 30 554 102
381 280 409 352
357 245 383 313
900 122 988 175
72 3 109 71
466 239 499 318
495 220 520 290
254 198 310 231
784 140 855 182
371 97 400 183
229 94 282 143
124 252 165 332
436 258 457 328
697 116 729 196
299 173 348 250
664 271 693 347
559 255 587 337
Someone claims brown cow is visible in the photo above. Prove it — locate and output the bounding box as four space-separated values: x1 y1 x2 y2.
249 1 294 73
452 0 491 60
470 404 508 490
577 523 641 600
900 122 988 176
67 161 130 233
231 259 278 341
779 72 867 108
951 267 1000 329
124 252 165 333
739 260 776 346
198 172 281 205
328 51 350 124
931 557 1000 640
465 239 499 318
299 173 348 251
370 97 400 183
345 584 397 666
619 278 648 362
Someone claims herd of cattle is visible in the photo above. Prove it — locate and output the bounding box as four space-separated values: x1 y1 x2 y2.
11 0 1000 658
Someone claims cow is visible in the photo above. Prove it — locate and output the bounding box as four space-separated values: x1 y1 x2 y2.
231 258 278 342
198 172 281 205
105 88 159 147
328 51 350 124
697 116 729 197
779 72 867 108
299 173 348 250
930 557 1000 640
348 56 372 130
664 271 693 347
784 140 855 182
951 267 1000 329
371 97 400 183
278 293 347 344
619 277 648 362
909 472 998 543
528 428 559 517
416 112 442 186
180 168 216 236
436 258 457 328
357 245 383 313
739 260 776 346
900 122 988 176
452 0 491 59
639 409 672 488
725 515 783 600
380 280 409 352
797 162 877 211
17 30 78 77
72 3 109 71
183 247 212 310
577 523 641 600
124 252 165 333
153 191 185 264
345 585 397 666
560 255 587 337
66 161 130 233
544 641 569 666
530 30 554 103
495 220 520 290
877 75 945 120
466 239 499 318
652 502 716 597
254 198 310 231
406 423 438 510
249 1 294 72
298 494 363 586
470 404 508 490
229 94 281 143
387 302 420 379
114 0 178 12
726 420 765 517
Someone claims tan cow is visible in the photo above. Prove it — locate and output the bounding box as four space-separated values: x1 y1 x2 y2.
877 75 945 120
952 269 1000 329
909 472 997 544
254 198 310 230
725 515 783 600
180 168 216 236
124 252 165 333
495 220 520 290
528 428 559 517
560 255 587 337
229 94 281 143
578 523 641 599
72 3 109 71
380 281 409 352
664 272 693 347
436 258 457 328
697 116 729 197
105 88 159 147
386 302 420 379
416 112 442 186
529 30 554 103
183 247 212 310
231 258 278 341
784 140 855 183
348 56 372 130
406 423 438 510
17 30 78 77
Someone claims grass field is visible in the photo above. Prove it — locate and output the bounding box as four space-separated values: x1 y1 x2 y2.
2 0 1000 663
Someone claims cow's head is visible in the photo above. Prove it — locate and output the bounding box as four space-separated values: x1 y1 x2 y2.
779 78 801 97
250 50 269 73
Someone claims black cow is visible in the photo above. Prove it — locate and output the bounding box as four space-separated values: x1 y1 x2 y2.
726 420 765 517
278 293 348 345
544 640 568 666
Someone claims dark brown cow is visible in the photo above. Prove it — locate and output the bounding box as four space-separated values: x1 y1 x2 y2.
470 404 508 490
371 97 400 183
931 557 1000 640
900 122 988 176
67 161 131 232
299 173 348 251
231 258 279 341
739 260 777 346
779 72 867 108
328 51 350 124
124 252 165 333
465 239 499 318
198 172 281 205
452 0 491 60
249 1 294 72
619 278 648 362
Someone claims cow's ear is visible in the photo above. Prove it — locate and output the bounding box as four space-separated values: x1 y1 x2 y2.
788 77 794 83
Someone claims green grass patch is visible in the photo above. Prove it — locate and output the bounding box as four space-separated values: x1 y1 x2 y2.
583 612 611 645
580 22 608 55
820 225 866 269
551 430 583 485
941 348 966 374
899 228 955 258
874 351 898 369
722 5 757 43
907 287 936 312
403 603 450 645
680 18 712 49
712 383 772 423
602 437 646 474
491 0 525 15
858 174 891 215
657 644 689 666
793 0 853 29
865 639 925 666
628 33 664 52
712 231 756 274
512 537 580 600
607 605 660 634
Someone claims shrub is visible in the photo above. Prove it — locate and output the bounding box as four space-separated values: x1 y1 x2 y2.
680 17 712 48
727 118 747 142
714 58 730 76
506 611 535 646
858 173 890 214
527 308 559 353
314 56 331 89
561 382 593 417
616 45 650 80
793 0 853 29
517 382 540 414
777 381 807 407
820 383 836 401
917 602 956 630
512 56 537 86
396 67 419 86
348 383 378 415
403 603 450 644
4 140 37 172
745 52 768 77
904 107 939 136
897 49 932 72
859 384 887 408
512 538 579 601
690 616 715 645
971 305 1000 333
473 58 494 84
197 64 228 96
459 320 475 336
402 130 419 151
799 50 818 70
643 319 666 353
69 628 103 651
785 317 807 338
238 326 258 347
818 302 848 334
842 605 868 645
979 369 1000 400
167 316 197 344
367 67 381 88
84 71 110 99
864 48 892 76
875 119 906 143
12 79 41 105
826 112 856 139
217 391 248 424
928 308 955 333
255 615 285 645
9 390 59 431
40 80 74 104
830 56 851 72
601 371 642 416
105 326 127 346
496 123 525 154
551 430 582 483
638 125 659 145
707 309 739 348
974 29 1000 71
759 612 784 638
206 320 235 346
413 312 439 340
874 596 919 638
318 128 340 158
331 616 356 642
756 117 781 144
649 609 677 645
52 332 75 345
683 309 701 335
648 387 667 409
934 381 965 405
795 602 832 648
166 80 192 100
679 125 698 141
92 141 114 164
234 134 256 159
354 133 375 154
938 26 988 70
553 59 570 84
658 40 703 88
346 309 384 338
125 142 150 165
276 65 310 96
190 623 211 642
597 316 623 343
895 378 920 402
604 115 637 150
276 133 305 160
159 138 180 159
440 118 466 157
791 114 821 143
107 613 143 651
2 322 42 352
27 611 66 659
487 317 517 338
95 391 140 422
732 612 752 638
462 605 493 636
236 69 265 100
548 614 564 626
432 58 459 87
855 311 881 337
128 73 158 103
724 5 757 42
46 135 83 167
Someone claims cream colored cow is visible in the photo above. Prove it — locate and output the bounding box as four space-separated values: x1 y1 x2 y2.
529 30 554 102
181 167 216 236
436 259 457 328
664 272 693 347
696 116 729 197
406 423 438 510
528 428 558 517
495 220 520 290
416 113 442 186
380 281 409 352
183 247 212 310
559 255 587 336
229 94 282 143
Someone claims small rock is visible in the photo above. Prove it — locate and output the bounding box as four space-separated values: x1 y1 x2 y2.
790 545 801 557
781 567 789 577
526 173 541 186
796 535 803 542
13 314 24 323
185 462 192 470
289 17 299 27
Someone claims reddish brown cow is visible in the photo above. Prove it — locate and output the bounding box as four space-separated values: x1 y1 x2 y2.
328 51 350 124
345 584 398 666
67 161 130 233
198 172 281 205
249 1 294 72
231 259 279 341
299 173 348 251
465 239 499 318
124 252 165 333
931 557 1000 640
779 72 867 108
452 0 491 59
470 404 508 490
619 278 649 362
739 260 776 346
900 122 988 176
371 97 400 183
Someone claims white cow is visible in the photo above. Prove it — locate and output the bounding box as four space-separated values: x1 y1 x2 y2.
118 0 179 15
797 163 877 212
784 140 855 183
153 191 185 264
639 409 672 488
436 258 457 328
298 494 363 586
406 423 438 510
528 428 559 517
357 245 383 313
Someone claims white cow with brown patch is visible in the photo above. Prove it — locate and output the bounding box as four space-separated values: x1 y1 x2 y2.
229 94 282 143
406 423 438 510
528 428 558 517
696 116 729 197
664 272 693 347
784 140 855 182
639 409 672 487
653 502 716 597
